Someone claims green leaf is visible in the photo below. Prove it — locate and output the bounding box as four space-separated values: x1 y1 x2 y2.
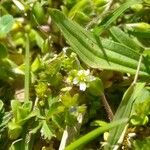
32 2 45 24
41 120 54 140
128 30 150 39
130 88 150 125
0 44 8 59
65 118 128 150
133 137 150 150
105 83 145 150
9 139 22 150
31 56 41 72
49 9 150 78
110 26 143 52
68 0 90 19
47 102 64 118
0 15 14 37
0 100 4 112
100 0 142 29
45 56 62 76
29 29 44 50
87 77 104 96
8 122 22 139
61 92 78 107
11 100 21 121
11 100 33 125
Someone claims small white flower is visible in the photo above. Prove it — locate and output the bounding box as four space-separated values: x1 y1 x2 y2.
79 82 87 91
85 69 90 76
67 69 96 91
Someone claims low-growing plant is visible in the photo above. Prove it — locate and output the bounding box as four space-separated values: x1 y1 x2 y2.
0 0 150 150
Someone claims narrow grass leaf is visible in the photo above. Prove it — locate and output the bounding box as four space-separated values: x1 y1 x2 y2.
128 30 150 39
65 118 128 150
104 83 145 150
110 26 143 52
102 0 142 29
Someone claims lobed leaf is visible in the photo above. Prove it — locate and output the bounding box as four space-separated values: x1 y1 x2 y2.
41 120 54 140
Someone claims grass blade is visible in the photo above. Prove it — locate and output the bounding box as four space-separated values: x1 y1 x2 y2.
110 26 143 52
104 83 145 150
105 55 144 150
65 118 128 150
101 0 142 29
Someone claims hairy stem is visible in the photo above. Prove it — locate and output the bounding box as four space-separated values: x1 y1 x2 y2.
101 93 114 121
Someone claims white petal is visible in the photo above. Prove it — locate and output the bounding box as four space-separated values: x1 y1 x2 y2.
78 70 84 76
85 69 90 75
79 82 86 91
73 78 79 84
88 76 96 81
62 47 69 53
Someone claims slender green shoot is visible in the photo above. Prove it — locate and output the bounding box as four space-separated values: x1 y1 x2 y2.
25 34 30 102
65 118 128 150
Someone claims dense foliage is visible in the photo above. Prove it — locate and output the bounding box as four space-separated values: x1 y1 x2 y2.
0 0 150 150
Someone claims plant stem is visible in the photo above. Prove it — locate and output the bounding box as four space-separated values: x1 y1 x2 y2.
25 34 30 102
101 93 114 121
132 54 143 85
